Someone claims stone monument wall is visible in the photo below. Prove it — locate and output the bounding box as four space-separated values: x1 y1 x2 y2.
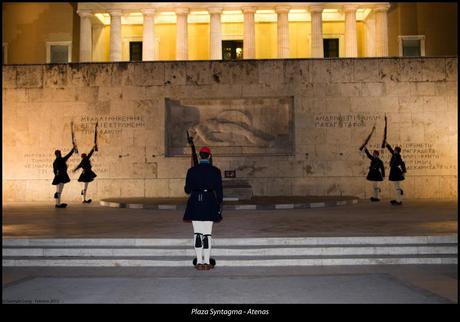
2 57 457 201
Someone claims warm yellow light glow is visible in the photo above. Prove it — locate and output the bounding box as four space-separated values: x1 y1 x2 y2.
257 9 275 14
93 6 372 26
95 13 109 25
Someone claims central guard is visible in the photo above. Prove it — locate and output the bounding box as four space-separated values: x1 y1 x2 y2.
184 135 223 270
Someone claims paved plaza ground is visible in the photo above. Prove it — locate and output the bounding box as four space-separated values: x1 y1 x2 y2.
2 199 457 304
2 199 457 238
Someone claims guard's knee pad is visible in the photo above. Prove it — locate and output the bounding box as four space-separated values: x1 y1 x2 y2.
194 233 202 248
400 189 404 195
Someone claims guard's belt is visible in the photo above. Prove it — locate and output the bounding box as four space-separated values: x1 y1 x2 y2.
192 189 214 192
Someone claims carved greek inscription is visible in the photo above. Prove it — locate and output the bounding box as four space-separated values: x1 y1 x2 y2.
314 113 383 128
366 143 456 172
78 115 146 135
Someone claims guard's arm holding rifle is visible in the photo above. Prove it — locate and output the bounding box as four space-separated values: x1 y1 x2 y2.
187 130 199 167
363 147 373 160
63 147 75 161
88 146 96 159
385 142 394 155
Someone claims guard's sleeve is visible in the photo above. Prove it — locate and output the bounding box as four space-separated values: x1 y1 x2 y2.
364 147 373 160
74 161 83 172
215 169 223 204
385 143 394 155
63 147 75 161
184 168 192 194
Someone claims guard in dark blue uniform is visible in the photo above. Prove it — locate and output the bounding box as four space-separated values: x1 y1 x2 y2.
52 146 76 208
73 145 97 204
183 146 223 271
363 147 385 202
385 143 407 205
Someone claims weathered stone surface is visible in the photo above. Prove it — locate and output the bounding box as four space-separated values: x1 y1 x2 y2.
379 59 401 82
128 62 165 86
2 57 457 201
414 82 436 96
43 65 69 88
230 60 259 84
2 68 17 89
353 59 379 82
445 58 457 82
16 65 43 88
361 82 384 97
284 59 310 85
258 60 284 86
164 62 187 86
310 59 331 83
185 61 213 86
421 58 446 82
399 58 424 82
337 83 362 97
330 59 354 83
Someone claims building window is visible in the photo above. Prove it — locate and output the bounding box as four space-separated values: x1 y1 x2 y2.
129 41 143 61
323 38 339 58
46 41 72 63
222 40 244 60
2 43 7 64
399 35 425 57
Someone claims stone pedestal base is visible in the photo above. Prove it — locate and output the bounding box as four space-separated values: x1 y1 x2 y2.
223 179 253 201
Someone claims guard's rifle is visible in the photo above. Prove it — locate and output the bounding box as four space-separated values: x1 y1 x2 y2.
359 124 376 151
71 121 78 153
94 121 98 151
381 113 387 148
186 130 199 167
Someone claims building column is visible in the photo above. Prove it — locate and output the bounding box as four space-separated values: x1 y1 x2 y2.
276 6 290 59
109 10 122 62
142 9 156 61
310 5 324 58
374 4 390 57
344 5 358 57
242 7 256 59
77 10 92 62
209 7 223 60
175 8 189 60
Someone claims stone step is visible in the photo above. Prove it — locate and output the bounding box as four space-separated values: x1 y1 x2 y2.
3 244 457 257
3 235 457 247
3 254 457 267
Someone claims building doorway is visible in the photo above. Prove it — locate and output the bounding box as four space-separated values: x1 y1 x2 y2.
323 38 339 58
129 41 143 61
222 40 244 60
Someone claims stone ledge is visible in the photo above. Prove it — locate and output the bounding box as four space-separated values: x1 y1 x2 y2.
99 196 359 210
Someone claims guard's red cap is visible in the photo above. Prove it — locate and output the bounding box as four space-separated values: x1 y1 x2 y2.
199 146 211 155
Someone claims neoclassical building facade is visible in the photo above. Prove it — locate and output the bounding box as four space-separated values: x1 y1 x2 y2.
76 2 391 62
2 2 457 64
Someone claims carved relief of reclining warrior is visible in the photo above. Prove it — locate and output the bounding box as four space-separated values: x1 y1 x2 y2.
187 110 275 146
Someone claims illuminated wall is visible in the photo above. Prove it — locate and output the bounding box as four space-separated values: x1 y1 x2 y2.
2 58 457 202
2 2 77 64
3 2 458 64
89 21 367 61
